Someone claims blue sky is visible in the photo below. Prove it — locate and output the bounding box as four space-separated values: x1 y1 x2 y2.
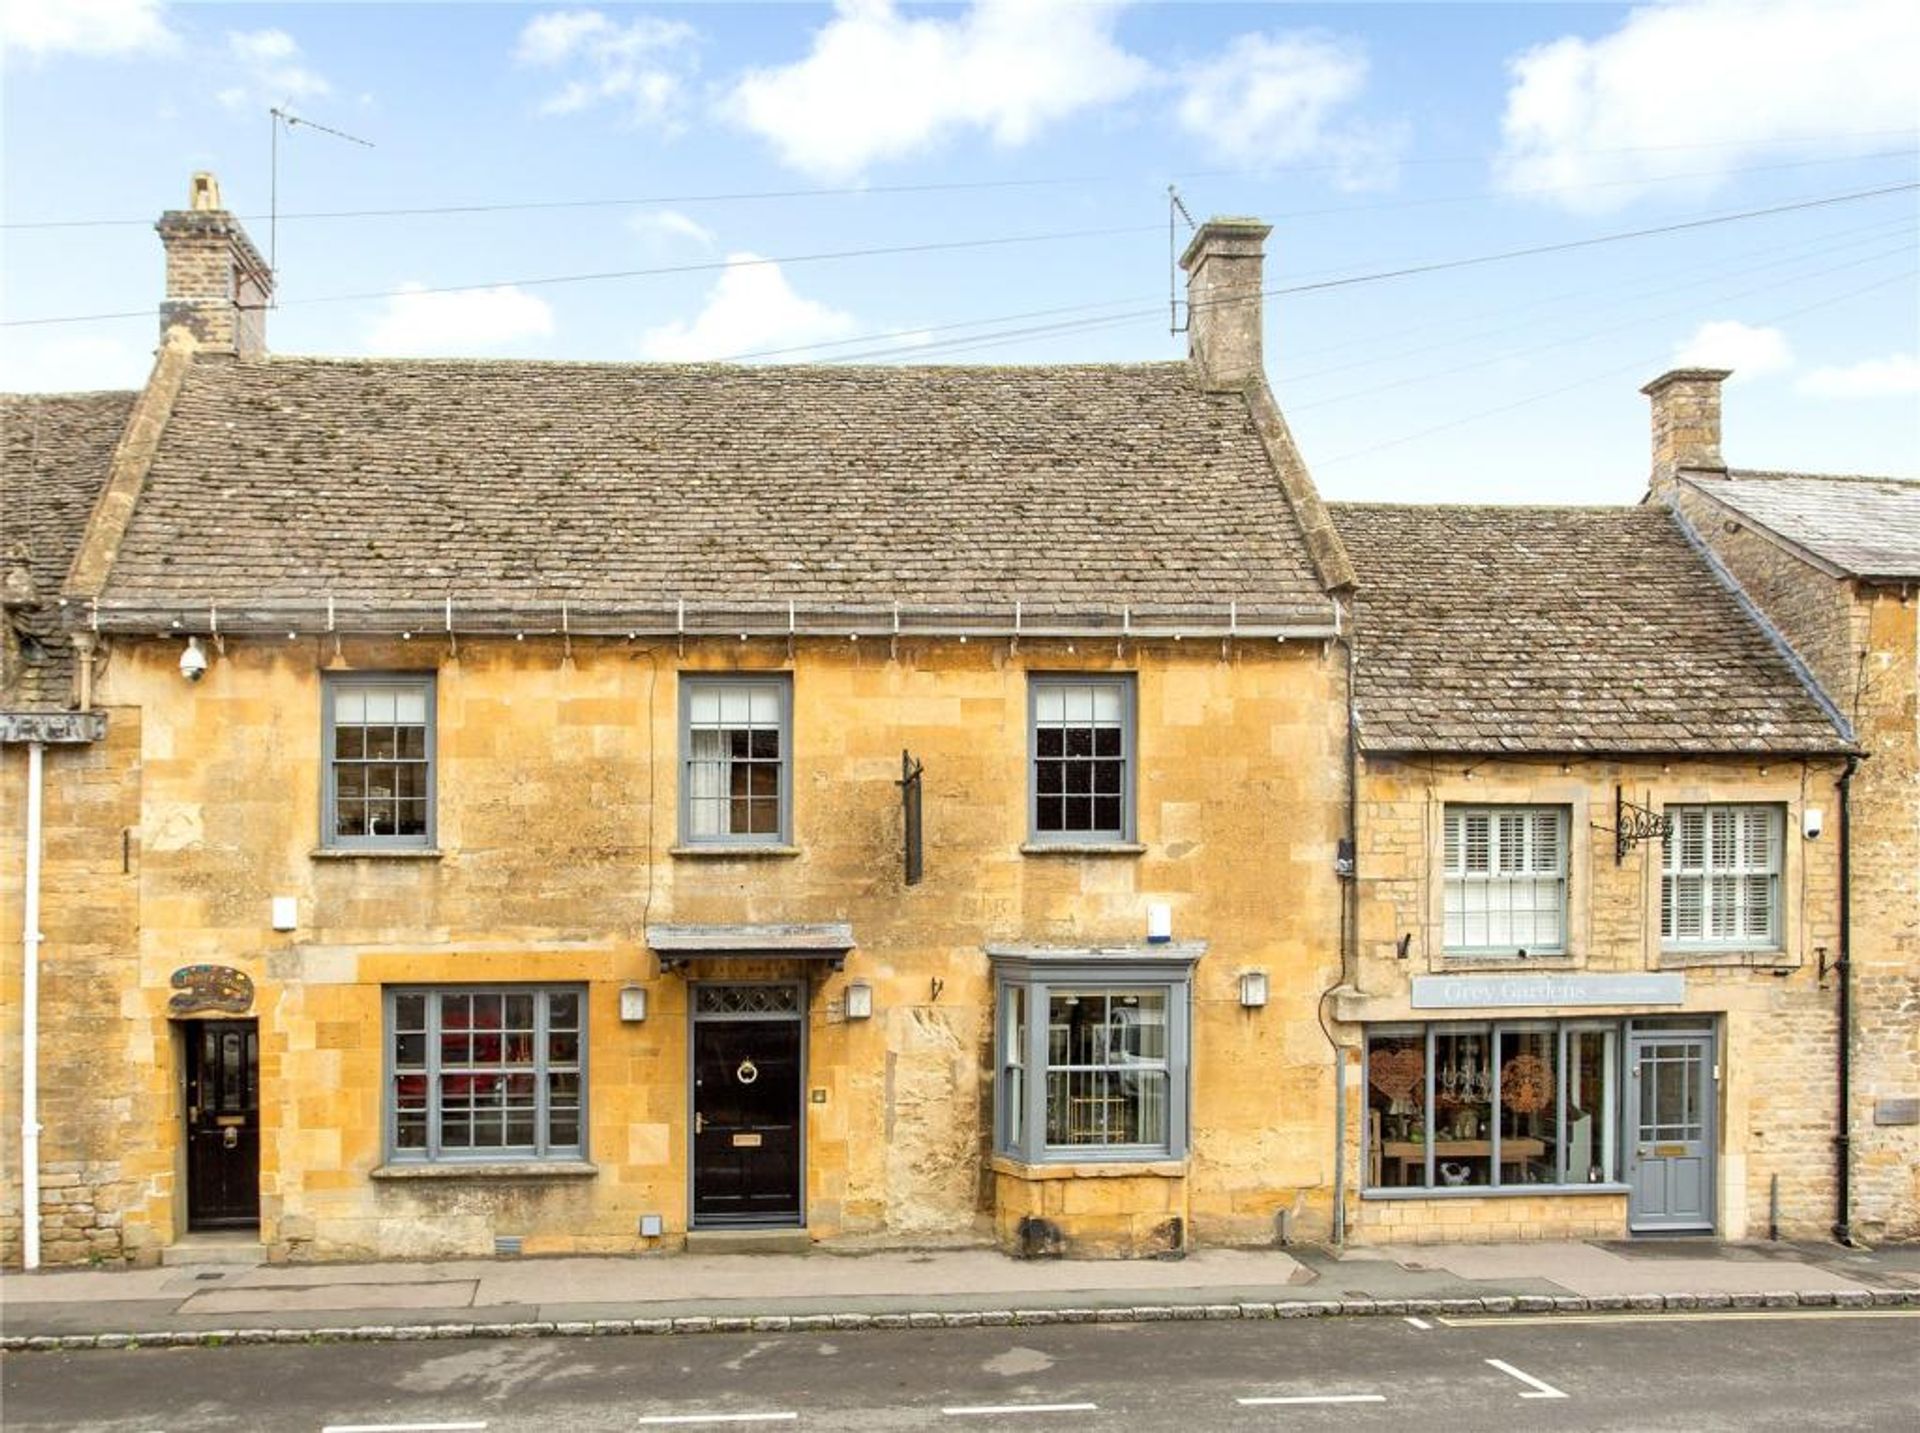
4 0 1916 503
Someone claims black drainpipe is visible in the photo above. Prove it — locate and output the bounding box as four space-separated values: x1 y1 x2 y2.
1833 754 1859 1247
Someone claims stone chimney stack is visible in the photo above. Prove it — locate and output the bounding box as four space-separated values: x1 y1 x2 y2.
156 171 273 357
1179 216 1272 392
1642 367 1730 497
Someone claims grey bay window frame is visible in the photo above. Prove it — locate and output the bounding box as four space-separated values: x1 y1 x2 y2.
321 672 437 851
1362 1020 1625 1197
383 985 587 1165
1027 673 1137 845
678 673 794 847
990 946 1199 1164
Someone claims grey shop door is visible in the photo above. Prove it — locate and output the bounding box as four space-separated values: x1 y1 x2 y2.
1626 1033 1716 1233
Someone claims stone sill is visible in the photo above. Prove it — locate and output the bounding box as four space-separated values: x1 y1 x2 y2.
1659 947 1795 970
1436 954 1577 973
990 1154 1187 1180
1362 1184 1629 1201
311 847 444 861
1019 842 1147 857
370 1160 598 1181
669 844 801 860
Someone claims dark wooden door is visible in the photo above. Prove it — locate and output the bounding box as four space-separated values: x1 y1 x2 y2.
186 1020 260 1228
692 1016 802 1225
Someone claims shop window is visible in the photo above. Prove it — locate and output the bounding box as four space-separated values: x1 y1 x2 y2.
1661 805 1781 948
992 951 1193 1162
1443 806 1567 955
386 986 585 1163
1029 675 1135 843
1365 1021 1618 1192
680 675 791 845
323 675 435 848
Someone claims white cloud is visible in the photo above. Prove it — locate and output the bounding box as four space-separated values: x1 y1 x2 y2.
364 284 556 357
725 0 1151 180
1671 320 1794 379
1175 31 1403 189
1496 0 1920 210
0 332 148 392
215 28 332 112
514 8 697 128
628 208 716 248
638 255 859 361
0 0 175 59
1798 353 1920 399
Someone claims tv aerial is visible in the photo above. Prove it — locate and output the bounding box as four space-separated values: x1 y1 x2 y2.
268 105 374 280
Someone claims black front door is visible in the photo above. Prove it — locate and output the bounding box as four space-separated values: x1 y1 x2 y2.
692 990 803 1226
186 1020 260 1229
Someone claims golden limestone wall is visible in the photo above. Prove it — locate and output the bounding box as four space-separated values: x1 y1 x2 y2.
1342 754 1848 1243
6 632 1347 1264
0 715 150 1265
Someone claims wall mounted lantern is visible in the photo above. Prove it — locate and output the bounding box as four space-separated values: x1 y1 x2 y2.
619 986 649 1023
1239 970 1269 1009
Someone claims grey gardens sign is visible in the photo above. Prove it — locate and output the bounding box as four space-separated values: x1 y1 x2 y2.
1411 972 1686 1010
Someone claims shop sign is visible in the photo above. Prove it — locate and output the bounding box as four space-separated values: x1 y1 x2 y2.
1411 972 1684 1010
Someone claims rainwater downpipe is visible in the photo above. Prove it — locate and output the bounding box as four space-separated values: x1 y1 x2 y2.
1833 754 1859 1247
21 739 44 1269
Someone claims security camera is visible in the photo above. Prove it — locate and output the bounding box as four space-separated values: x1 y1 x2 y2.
179 636 209 683
1803 808 1824 841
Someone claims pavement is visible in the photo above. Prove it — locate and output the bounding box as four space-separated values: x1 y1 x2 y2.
4 1236 1918 1350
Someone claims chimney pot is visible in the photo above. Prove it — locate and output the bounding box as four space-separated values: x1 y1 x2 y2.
1180 216 1272 391
1642 367 1730 497
156 170 273 357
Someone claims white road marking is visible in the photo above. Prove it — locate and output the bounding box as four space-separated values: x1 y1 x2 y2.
1441 1309 1918 1328
1403 1316 1433 1330
633 1417 797 1427
942 1403 1099 1417
1485 1358 1568 1400
1237 1394 1387 1407
322 1424 488 1433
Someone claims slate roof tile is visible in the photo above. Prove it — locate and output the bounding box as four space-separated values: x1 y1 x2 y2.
1692 470 1920 578
1330 501 1847 756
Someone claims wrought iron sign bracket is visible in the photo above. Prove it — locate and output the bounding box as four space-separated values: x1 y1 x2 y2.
1612 784 1671 865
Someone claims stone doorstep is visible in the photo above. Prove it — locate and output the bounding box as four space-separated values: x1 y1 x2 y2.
682 1228 813 1256
159 1234 267 1269
7 1287 1915 1353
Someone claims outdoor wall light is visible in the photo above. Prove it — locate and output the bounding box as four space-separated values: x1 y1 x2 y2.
845 982 874 1020
1239 970 1270 1009
619 986 649 1023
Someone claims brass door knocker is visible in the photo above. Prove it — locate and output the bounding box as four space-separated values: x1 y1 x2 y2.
222 1125 240 1150
736 1059 759 1085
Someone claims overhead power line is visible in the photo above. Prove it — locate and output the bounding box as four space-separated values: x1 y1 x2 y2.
5 129 1912 230
3 181 1913 335
1313 267 1920 470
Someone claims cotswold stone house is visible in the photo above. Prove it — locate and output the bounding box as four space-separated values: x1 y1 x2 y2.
1645 376 1919 1242
2 175 1911 1267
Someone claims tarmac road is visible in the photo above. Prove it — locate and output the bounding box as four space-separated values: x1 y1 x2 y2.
4 1308 1917 1432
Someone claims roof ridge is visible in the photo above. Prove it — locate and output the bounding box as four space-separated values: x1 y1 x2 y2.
1328 500 1654 515
1725 468 1919 487
236 354 1194 376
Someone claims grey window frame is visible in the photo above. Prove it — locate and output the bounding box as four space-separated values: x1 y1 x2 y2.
321 672 437 851
678 674 794 847
990 947 1197 1163
1362 1019 1626 1197
1660 803 1783 951
382 984 587 1165
1027 673 1137 845
1442 805 1570 957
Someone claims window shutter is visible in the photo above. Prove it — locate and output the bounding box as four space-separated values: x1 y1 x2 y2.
1444 811 1461 874
1531 810 1561 874
1464 813 1491 874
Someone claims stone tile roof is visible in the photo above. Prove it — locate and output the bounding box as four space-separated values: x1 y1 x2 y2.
1691 471 1920 579
2 391 135 709
91 356 1338 626
1330 502 1848 755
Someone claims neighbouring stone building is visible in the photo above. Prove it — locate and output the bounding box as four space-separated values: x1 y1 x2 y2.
3 176 1912 1268
1331 500 1853 1243
1645 372 1919 1242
